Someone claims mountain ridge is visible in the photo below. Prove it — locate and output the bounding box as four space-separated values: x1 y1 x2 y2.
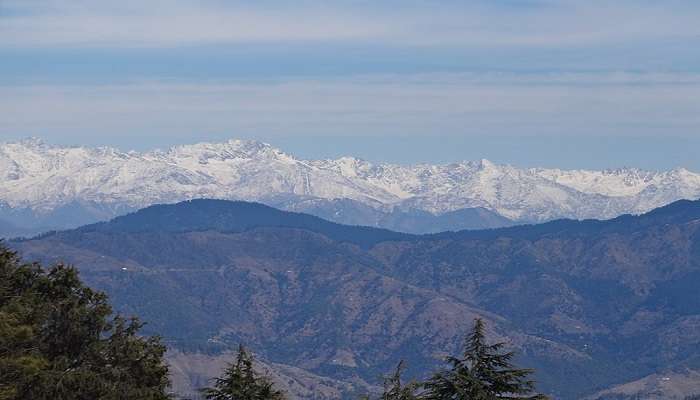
10 198 700 399
33 197 700 242
70 199 413 249
2 137 700 235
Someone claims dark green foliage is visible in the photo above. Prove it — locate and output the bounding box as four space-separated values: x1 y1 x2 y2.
423 318 547 400
372 360 422 400
0 244 170 400
201 345 285 400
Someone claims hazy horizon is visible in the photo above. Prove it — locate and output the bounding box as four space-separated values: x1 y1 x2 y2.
2 1 699 170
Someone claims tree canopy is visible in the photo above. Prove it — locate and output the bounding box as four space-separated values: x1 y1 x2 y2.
201 344 285 400
423 318 548 400
377 360 421 400
0 244 171 400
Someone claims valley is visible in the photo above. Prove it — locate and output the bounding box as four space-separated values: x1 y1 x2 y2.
10 199 700 399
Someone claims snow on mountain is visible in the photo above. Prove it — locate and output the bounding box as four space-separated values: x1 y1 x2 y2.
2 137 700 225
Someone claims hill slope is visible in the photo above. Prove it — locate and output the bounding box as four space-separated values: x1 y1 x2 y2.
11 199 700 399
77 199 412 248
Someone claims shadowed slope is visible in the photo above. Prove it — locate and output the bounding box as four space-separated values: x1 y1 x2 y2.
11 198 700 399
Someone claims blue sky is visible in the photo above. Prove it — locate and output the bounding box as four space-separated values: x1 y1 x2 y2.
1 0 699 169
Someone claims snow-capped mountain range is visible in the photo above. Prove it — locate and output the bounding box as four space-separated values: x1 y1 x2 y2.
2 137 700 233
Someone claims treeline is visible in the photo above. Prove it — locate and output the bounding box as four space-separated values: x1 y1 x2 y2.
211 319 548 400
0 245 169 399
1 244 547 399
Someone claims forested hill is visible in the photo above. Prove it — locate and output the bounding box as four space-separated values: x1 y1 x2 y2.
68 199 413 248
34 196 700 243
11 198 700 399
431 197 700 240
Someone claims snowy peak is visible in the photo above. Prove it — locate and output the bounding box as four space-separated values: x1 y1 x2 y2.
534 165 700 198
1 138 700 224
12 137 48 149
164 139 282 160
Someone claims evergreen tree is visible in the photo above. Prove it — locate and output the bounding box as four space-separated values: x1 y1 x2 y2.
201 344 285 400
379 360 422 400
423 318 548 400
0 244 171 400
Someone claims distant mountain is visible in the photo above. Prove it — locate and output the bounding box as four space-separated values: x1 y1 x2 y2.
0 199 124 238
12 199 700 399
79 199 411 248
0 218 21 237
2 137 700 234
275 197 514 234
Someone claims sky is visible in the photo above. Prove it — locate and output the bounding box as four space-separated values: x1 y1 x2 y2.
1 0 699 170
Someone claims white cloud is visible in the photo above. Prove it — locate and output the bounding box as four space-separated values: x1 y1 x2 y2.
0 2 386 47
1 0 699 48
1 73 698 139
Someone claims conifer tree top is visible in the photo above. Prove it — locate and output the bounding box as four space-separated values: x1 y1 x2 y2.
202 344 285 400
424 318 548 400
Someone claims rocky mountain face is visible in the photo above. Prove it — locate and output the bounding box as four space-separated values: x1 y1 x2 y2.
586 369 700 400
2 138 700 236
11 199 700 399
267 197 514 234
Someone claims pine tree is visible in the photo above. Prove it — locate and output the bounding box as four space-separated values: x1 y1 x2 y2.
423 318 548 400
201 344 285 400
0 244 171 400
379 360 422 400
359 360 422 400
